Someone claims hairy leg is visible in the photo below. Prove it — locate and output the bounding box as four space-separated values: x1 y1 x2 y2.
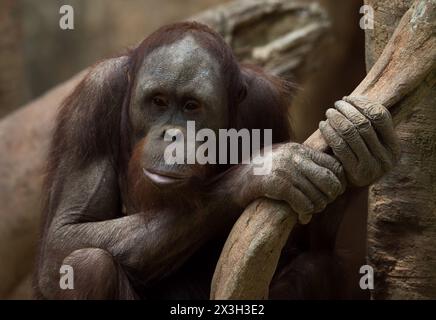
56 248 137 300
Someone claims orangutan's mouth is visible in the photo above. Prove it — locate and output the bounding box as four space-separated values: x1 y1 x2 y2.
143 168 188 186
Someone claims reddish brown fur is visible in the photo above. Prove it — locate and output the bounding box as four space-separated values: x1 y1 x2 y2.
36 21 293 299
40 22 292 224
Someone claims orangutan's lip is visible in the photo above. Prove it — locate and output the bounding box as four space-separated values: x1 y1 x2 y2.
143 168 187 186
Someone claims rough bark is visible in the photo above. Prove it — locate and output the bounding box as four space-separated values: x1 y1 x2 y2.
366 0 436 299
211 200 295 299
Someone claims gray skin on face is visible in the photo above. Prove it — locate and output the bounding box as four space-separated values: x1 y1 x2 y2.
128 35 228 181
130 35 228 140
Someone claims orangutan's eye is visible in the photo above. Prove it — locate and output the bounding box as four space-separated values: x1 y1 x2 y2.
183 100 201 112
151 95 168 107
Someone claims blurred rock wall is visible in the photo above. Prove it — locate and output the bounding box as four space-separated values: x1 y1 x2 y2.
10 0 228 112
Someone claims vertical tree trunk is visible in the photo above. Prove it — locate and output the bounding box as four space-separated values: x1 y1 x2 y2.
366 0 436 299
